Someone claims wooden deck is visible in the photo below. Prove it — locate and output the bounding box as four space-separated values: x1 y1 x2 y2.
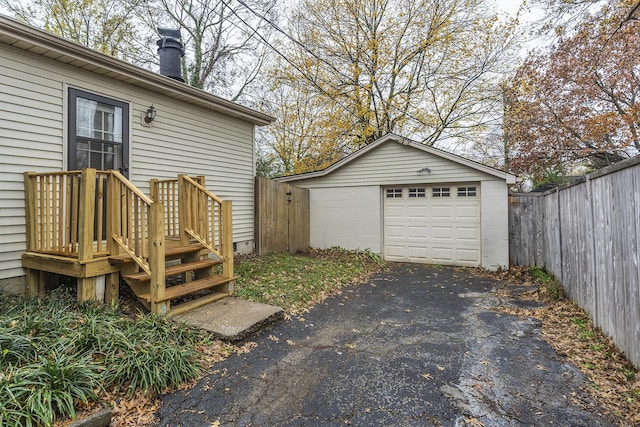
22 169 234 315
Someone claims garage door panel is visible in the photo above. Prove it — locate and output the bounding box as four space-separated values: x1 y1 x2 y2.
431 226 453 239
407 246 428 260
384 184 480 266
431 247 454 262
406 225 427 237
430 205 454 219
456 249 480 264
456 205 480 220
456 227 480 241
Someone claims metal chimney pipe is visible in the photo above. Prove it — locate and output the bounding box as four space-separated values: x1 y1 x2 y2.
156 27 185 82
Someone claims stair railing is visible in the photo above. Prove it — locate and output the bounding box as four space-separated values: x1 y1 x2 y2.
108 171 166 313
178 174 234 280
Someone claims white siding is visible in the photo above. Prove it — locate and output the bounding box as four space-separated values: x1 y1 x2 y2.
480 180 509 269
0 44 256 281
291 142 501 188
309 186 381 252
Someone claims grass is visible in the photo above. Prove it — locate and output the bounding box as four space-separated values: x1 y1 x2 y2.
234 248 384 313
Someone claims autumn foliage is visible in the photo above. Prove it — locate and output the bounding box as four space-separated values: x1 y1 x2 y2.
505 0 640 180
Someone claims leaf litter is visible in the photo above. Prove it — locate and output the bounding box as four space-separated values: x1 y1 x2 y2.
476 266 640 426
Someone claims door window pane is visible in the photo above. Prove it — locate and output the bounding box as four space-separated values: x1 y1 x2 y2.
69 88 128 175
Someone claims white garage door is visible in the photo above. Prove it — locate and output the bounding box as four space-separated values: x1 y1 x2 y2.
384 184 481 266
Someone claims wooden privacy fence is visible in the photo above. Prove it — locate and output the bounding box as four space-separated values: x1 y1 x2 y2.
509 156 640 368
255 177 310 255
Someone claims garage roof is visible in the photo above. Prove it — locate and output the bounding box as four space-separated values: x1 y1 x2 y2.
0 14 275 126
278 133 517 184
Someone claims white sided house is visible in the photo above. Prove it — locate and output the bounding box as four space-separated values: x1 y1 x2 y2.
0 15 274 297
278 134 516 270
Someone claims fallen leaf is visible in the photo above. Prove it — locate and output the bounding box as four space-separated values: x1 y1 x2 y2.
268 335 280 342
467 417 483 426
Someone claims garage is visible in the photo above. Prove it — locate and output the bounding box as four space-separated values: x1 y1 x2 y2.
277 134 516 270
383 184 481 265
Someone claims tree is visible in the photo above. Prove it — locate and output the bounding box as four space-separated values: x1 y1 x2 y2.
1 0 145 60
149 0 276 101
264 0 518 174
505 0 640 180
527 0 640 38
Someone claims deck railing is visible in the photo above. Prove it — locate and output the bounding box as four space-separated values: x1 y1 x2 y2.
108 171 165 311
23 169 110 259
178 175 233 279
24 168 230 311
150 176 205 240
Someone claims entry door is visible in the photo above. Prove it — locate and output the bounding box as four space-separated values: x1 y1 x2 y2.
383 185 481 266
68 88 129 176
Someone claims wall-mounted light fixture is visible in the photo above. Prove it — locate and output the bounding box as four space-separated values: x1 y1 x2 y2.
144 105 157 123
417 167 431 175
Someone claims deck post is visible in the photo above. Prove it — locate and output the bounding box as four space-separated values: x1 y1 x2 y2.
107 172 121 256
25 268 45 297
23 172 37 252
149 200 167 314
77 169 97 302
105 272 120 304
177 174 190 246
78 168 96 262
222 200 234 293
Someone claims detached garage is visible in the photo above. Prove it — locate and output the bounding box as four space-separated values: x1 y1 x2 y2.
277 134 516 270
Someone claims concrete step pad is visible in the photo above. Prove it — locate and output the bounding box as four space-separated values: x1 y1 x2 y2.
172 296 284 342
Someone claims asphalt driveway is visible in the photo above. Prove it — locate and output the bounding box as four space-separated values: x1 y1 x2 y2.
155 264 615 426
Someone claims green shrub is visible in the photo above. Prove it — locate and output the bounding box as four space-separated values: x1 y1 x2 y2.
0 290 206 424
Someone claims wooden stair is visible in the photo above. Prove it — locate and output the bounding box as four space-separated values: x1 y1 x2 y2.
110 243 233 315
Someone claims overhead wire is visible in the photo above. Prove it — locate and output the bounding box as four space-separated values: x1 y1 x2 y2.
224 0 442 135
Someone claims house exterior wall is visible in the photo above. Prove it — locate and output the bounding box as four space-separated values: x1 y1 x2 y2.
0 43 256 284
288 141 510 270
308 186 381 252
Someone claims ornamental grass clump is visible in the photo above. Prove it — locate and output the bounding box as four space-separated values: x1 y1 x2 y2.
0 289 205 426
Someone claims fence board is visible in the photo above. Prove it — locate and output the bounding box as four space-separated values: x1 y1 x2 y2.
255 177 310 255
508 156 640 368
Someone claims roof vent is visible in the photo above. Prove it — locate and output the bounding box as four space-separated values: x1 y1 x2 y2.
156 27 184 82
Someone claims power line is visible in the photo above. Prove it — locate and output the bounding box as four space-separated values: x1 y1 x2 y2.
227 0 437 132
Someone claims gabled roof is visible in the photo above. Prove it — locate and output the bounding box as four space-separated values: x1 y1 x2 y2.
0 14 275 126
277 133 517 184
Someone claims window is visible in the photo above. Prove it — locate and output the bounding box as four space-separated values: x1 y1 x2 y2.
457 186 477 197
386 188 403 198
68 88 129 175
432 187 450 198
408 188 426 198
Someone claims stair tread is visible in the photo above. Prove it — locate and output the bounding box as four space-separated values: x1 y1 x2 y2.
124 258 222 282
109 244 205 263
138 275 235 303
